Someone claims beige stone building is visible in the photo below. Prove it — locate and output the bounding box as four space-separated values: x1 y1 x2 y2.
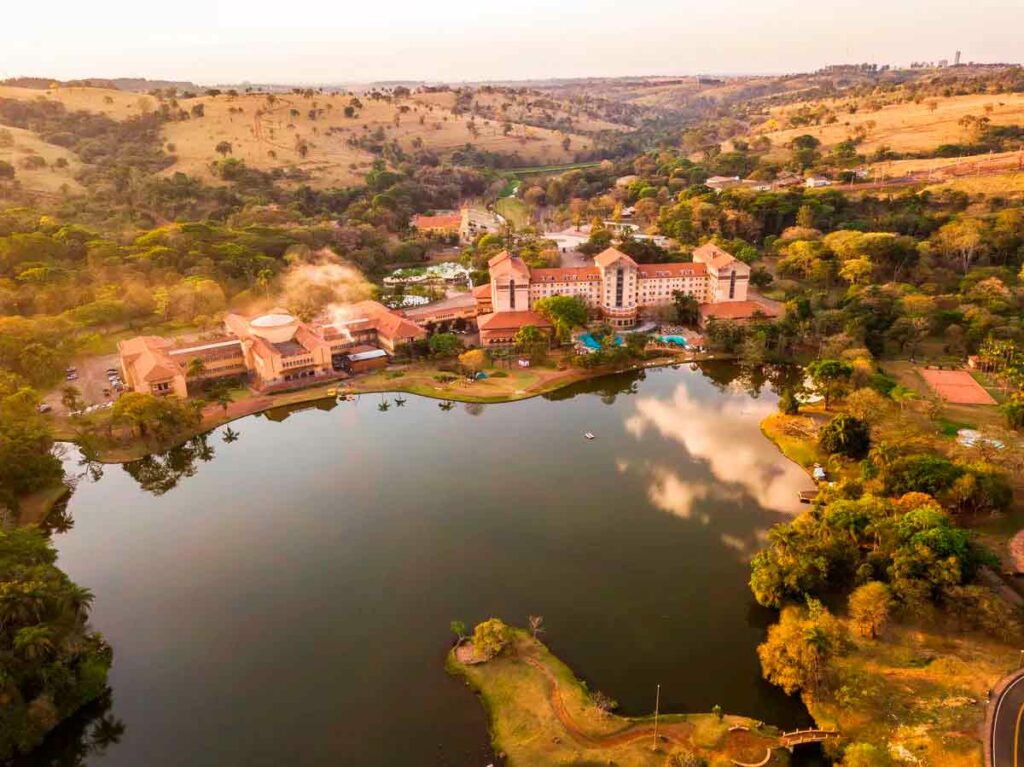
475 243 765 339
120 301 426 396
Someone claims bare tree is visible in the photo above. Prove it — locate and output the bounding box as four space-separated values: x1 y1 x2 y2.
528 615 544 639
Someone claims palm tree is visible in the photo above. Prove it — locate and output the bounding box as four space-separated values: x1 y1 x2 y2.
439 400 455 411
222 427 240 443
186 357 206 381
868 441 896 475
14 625 55 662
62 584 94 622
394 396 406 407
802 625 831 693
889 385 917 411
377 397 390 412
89 715 127 753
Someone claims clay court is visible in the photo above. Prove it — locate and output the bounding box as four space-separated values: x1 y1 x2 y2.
919 368 997 405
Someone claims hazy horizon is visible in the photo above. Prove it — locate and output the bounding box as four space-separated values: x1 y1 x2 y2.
4 0 1024 86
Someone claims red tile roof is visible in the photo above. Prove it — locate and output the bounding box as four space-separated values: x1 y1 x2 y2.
699 301 780 321
692 243 738 270
594 247 637 269
472 283 492 298
477 310 552 331
412 214 460 231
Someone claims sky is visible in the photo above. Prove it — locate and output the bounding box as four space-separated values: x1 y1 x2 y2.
4 0 1023 85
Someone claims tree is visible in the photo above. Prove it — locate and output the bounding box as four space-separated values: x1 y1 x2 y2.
471 618 512 660
807 359 853 410
848 582 892 638
428 332 461 358
14 625 55 662
528 615 544 639
458 348 489 373
533 295 588 343
757 601 845 697
186 357 206 380
818 414 871 459
215 141 233 157
889 385 917 411
672 290 700 325
935 219 984 274
60 385 83 414
514 325 544 350
449 620 467 643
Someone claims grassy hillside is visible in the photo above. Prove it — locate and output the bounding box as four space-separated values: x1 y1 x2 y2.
0 84 624 192
753 91 1024 154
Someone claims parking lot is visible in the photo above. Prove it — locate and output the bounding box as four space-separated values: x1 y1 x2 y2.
43 352 123 414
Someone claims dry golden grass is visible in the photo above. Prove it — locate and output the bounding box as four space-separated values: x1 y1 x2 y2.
164 91 595 186
810 620 1019 767
0 84 149 119
0 124 84 194
449 630 780 767
0 85 600 189
754 92 1024 153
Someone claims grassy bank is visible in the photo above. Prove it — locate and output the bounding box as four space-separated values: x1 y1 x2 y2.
49 352 704 464
448 628 783 767
805 620 1018 767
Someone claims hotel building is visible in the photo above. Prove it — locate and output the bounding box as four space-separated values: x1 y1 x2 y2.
475 243 772 344
120 300 426 396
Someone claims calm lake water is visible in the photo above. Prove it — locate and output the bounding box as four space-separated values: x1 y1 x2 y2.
31 363 821 767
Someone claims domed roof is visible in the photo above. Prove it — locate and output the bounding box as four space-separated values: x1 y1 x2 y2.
250 313 296 328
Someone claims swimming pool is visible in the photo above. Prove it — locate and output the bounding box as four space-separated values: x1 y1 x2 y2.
578 333 623 350
656 335 689 347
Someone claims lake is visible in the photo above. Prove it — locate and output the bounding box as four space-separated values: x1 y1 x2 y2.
29 363 819 767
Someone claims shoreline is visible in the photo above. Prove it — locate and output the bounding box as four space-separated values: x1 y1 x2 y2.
48 351 721 466
447 628 785 766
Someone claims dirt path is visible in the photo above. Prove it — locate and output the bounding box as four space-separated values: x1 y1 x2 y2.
521 651 779 761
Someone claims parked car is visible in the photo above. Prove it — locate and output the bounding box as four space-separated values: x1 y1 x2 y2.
37 403 52 413
65 372 78 381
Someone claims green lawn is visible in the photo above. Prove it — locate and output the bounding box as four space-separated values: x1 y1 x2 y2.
494 196 531 229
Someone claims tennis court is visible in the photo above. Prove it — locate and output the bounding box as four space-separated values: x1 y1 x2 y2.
919 368 997 405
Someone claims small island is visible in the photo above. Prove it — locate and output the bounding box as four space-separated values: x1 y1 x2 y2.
447 619 786 767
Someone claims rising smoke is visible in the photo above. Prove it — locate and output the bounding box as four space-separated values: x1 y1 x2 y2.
277 247 373 321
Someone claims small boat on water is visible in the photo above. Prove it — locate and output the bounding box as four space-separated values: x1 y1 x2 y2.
584 432 596 440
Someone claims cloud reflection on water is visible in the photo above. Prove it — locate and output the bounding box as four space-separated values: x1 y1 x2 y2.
624 382 808 516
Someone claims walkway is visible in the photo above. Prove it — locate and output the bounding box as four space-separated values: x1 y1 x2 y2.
520 651 778 761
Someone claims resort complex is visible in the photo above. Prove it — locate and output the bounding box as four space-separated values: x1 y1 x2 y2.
118 242 779 394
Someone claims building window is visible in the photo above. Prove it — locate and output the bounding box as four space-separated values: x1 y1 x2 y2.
729 271 736 299
509 278 516 309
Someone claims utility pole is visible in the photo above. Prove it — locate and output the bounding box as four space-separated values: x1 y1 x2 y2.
652 684 661 750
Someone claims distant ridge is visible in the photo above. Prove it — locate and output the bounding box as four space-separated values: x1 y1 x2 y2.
1 76 200 93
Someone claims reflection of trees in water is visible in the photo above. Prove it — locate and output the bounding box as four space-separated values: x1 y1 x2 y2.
122 432 217 495
39 490 74 535
694 361 803 400
543 369 645 404
11 692 126 767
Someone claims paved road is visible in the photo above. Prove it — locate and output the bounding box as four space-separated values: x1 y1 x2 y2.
992 672 1024 767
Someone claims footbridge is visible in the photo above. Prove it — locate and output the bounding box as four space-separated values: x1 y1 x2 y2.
779 728 841 748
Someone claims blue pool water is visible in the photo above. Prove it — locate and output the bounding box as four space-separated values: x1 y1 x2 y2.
657 335 689 347
579 333 624 350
